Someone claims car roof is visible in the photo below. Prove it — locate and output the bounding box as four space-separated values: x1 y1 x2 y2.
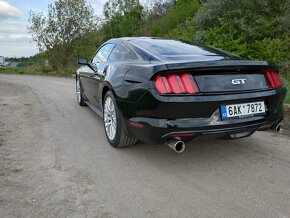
105 37 238 62
108 37 159 41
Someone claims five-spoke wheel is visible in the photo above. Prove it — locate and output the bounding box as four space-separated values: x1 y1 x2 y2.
103 91 137 148
76 76 86 106
104 96 117 140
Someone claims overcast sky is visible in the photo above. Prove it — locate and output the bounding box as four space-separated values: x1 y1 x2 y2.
0 0 107 57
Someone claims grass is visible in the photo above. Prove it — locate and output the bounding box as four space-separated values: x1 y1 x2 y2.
12 169 23 173
282 77 290 104
0 169 23 177
0 66 74 78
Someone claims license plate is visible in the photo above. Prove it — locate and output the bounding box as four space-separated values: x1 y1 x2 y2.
221 101 266 119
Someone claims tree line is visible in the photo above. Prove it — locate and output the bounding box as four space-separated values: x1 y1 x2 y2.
28 0 289 76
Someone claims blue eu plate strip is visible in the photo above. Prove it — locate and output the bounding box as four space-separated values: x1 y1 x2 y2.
221 105 227 118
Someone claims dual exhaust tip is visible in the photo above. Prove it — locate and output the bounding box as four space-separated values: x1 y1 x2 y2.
273 122 283 134
166 122 283 153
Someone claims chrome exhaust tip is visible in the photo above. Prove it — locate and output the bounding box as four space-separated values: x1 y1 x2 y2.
275 123 283 134
166 139 185 153
271 122 283 134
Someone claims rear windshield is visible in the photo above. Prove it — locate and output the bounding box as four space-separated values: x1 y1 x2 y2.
129 38 220 57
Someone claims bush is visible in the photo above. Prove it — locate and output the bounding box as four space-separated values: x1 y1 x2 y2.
165 18 197 40
151 0 200 36
41 66 51 74
165 0 289 77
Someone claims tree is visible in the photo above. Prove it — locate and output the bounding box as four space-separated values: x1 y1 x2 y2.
193 0 289 74
137 0 176 36
28 0 97 70
102 0 143 39
150 0 200 36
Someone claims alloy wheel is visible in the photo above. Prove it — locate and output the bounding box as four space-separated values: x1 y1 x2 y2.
76 78 81 103
104 96 117 140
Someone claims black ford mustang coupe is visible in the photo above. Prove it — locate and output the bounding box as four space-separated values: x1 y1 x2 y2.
76 37 286 153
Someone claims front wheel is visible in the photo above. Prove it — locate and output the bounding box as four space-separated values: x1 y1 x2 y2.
103 91 137 148
76 76 86 106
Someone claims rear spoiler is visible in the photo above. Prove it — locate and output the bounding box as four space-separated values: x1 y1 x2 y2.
165 60 277 71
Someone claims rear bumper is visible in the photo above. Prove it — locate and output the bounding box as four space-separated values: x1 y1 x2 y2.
116 87 287 143
126 113 282 144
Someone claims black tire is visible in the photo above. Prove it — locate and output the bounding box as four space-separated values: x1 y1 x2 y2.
76 76 86 106
103 91 137 148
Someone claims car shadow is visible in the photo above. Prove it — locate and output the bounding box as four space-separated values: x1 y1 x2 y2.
117 131 288 171
83 104 287 171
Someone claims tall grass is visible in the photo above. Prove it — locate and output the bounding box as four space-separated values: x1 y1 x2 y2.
0 67 74 77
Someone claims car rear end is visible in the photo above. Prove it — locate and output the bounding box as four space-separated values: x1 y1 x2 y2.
123 62 287 144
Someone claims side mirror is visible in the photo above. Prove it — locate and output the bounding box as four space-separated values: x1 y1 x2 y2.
78 58 88 65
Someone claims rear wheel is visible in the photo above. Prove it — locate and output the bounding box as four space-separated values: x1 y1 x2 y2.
76 76 86 106
103 91 137 148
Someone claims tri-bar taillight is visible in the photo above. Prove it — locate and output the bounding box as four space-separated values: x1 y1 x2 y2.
263 69 282 88
155 73 199 94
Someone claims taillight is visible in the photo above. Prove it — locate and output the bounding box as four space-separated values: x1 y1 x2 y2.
155 73 199 94
263 69 282 88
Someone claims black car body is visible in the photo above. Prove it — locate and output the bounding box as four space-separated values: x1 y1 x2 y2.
76 37 287 148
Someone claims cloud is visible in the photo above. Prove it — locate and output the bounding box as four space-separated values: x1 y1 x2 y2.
88 0 107 16
0 2 35 57
0 0 107 57
0 20 38 57
89 0 108 5
0 1 22 20
0 33 31 40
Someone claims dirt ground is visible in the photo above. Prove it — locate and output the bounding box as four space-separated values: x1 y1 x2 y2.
283 104 290 137
0 81 114 218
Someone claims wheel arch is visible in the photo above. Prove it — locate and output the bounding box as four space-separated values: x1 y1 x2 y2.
102 83 131 135
101 81 117 105
102 85 110 105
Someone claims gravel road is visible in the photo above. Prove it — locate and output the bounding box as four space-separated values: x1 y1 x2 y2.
0 74 290 218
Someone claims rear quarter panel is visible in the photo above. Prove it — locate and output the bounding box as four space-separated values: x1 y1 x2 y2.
107 62 167 102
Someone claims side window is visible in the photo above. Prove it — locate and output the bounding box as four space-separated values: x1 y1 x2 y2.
92 44 115 64
108 44 127 62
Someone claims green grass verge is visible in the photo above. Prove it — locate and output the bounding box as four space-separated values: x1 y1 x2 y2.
0 67 74 77
282 77 290 104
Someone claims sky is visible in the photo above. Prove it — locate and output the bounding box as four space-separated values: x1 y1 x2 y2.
0 0 107 57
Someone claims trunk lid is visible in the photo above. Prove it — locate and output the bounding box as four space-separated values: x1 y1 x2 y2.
165 60 271 71
194 73 268 93
164 60 275 93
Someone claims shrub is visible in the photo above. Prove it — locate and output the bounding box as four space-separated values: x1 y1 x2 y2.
151 0 200 36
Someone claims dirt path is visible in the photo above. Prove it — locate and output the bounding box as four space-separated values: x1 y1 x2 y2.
0 74 290 218
0 80 113 217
